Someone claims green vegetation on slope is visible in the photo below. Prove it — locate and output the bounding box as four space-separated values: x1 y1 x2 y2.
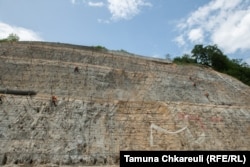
91 45 108 51
173 44 250 86
0 33 19 42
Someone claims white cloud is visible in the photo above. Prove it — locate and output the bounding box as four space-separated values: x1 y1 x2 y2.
88 1 104 7
0 22 43 41
97 18 110 24
71 0 84 5
107 0 152 21
174 35 185 46
152 54 162 59
82 0 152 22
175 0 250 54
188 28 204 43
211 11 250 53
71 0 76 4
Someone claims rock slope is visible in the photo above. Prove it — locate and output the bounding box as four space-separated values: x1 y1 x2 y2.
0 42 249 166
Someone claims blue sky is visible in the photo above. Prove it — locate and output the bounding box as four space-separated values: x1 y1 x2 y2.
0 0 250 64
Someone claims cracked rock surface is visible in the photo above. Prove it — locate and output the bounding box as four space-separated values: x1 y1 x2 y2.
0 42 249 166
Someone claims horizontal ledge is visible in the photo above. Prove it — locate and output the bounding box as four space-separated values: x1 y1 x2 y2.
0 89 37 96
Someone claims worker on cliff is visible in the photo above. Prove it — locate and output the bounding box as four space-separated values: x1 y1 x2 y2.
0 95 3 104
51 95 58 106
205 92 209 98
74 66 79 73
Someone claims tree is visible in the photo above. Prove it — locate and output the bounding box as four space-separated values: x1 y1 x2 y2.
0 33 19 42
227 58 250 85
93 45 107 51
191 44 229 71
232 59 250 68
210 52 229 72
165 53 171 61
174 44 250 86
7 33 19 41
191 45 207 65
173 54 196 64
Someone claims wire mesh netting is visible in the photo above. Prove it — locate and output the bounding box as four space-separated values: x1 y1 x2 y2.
0 42 249 166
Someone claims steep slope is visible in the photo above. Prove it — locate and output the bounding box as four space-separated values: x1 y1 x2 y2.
0 42 249 166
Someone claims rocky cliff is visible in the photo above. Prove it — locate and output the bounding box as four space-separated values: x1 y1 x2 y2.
0 42 249 166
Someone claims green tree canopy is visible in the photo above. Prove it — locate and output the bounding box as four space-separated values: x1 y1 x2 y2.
173 54 196 64
191 44 229 72
7 33 20 41
0 33 20 42
173 44 250 86
191 44 207 65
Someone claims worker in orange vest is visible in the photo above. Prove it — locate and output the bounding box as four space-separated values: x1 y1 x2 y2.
51 95 58 106
205 92 209 98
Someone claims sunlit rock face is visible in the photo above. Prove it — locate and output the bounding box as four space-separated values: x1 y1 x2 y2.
0 42 249 166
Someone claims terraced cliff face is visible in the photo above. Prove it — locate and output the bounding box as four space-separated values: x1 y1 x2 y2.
0 42 250 166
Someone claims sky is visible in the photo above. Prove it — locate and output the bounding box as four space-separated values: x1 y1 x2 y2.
0 0 250 64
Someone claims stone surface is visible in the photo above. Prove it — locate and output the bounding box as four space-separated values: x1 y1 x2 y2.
0 41 249 166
